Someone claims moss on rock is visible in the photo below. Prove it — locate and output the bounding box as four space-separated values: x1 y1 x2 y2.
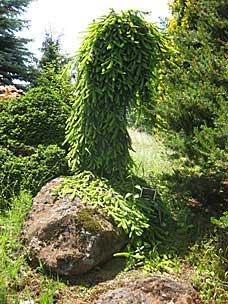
76 208 103 232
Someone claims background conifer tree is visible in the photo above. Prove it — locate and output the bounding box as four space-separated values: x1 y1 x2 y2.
0 0 33 84
155 0 228 210
39 32 68 73
157 0 228 162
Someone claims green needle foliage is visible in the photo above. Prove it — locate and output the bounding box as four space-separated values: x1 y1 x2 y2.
66 10 164 178
0 0 34 84
54 171 150 239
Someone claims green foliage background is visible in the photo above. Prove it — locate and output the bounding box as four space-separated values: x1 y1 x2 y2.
156 0 228 165
0 145 68 203
39 32 68 73
152 0 228 211
0 86 69 149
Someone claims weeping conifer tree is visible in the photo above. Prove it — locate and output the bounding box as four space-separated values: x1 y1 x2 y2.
66 10 164 178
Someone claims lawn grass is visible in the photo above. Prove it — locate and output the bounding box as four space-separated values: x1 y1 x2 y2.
0 191 32 303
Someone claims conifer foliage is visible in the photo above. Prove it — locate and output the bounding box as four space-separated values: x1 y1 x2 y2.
39 32 68 73
0 0 33 84
66 10 164 178
157 0 228 168
155 0 228 210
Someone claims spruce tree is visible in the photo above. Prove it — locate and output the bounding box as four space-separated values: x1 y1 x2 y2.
157 0 228 161
156 0 228 210
39 32 68 73
0 0 33 84
66 10 164 178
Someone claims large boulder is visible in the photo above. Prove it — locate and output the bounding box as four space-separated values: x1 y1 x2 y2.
22 178 126 277
95 276 202 304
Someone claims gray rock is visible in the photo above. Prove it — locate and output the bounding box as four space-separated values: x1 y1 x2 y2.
22 178 126 277
95 276 203 304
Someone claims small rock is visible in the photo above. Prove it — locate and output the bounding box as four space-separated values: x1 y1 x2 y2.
95 276 203 304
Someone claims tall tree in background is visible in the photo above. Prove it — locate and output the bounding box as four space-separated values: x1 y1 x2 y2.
0 0 33 84
157 0 228 166
32 31 73 97
39 32 68 73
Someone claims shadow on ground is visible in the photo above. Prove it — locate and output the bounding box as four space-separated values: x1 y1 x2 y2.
47 257 127 288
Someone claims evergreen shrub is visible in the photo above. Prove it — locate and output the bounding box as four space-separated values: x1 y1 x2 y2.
0 85 70 150
0 81 72 204
0 145 68 206
154 0 228 211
